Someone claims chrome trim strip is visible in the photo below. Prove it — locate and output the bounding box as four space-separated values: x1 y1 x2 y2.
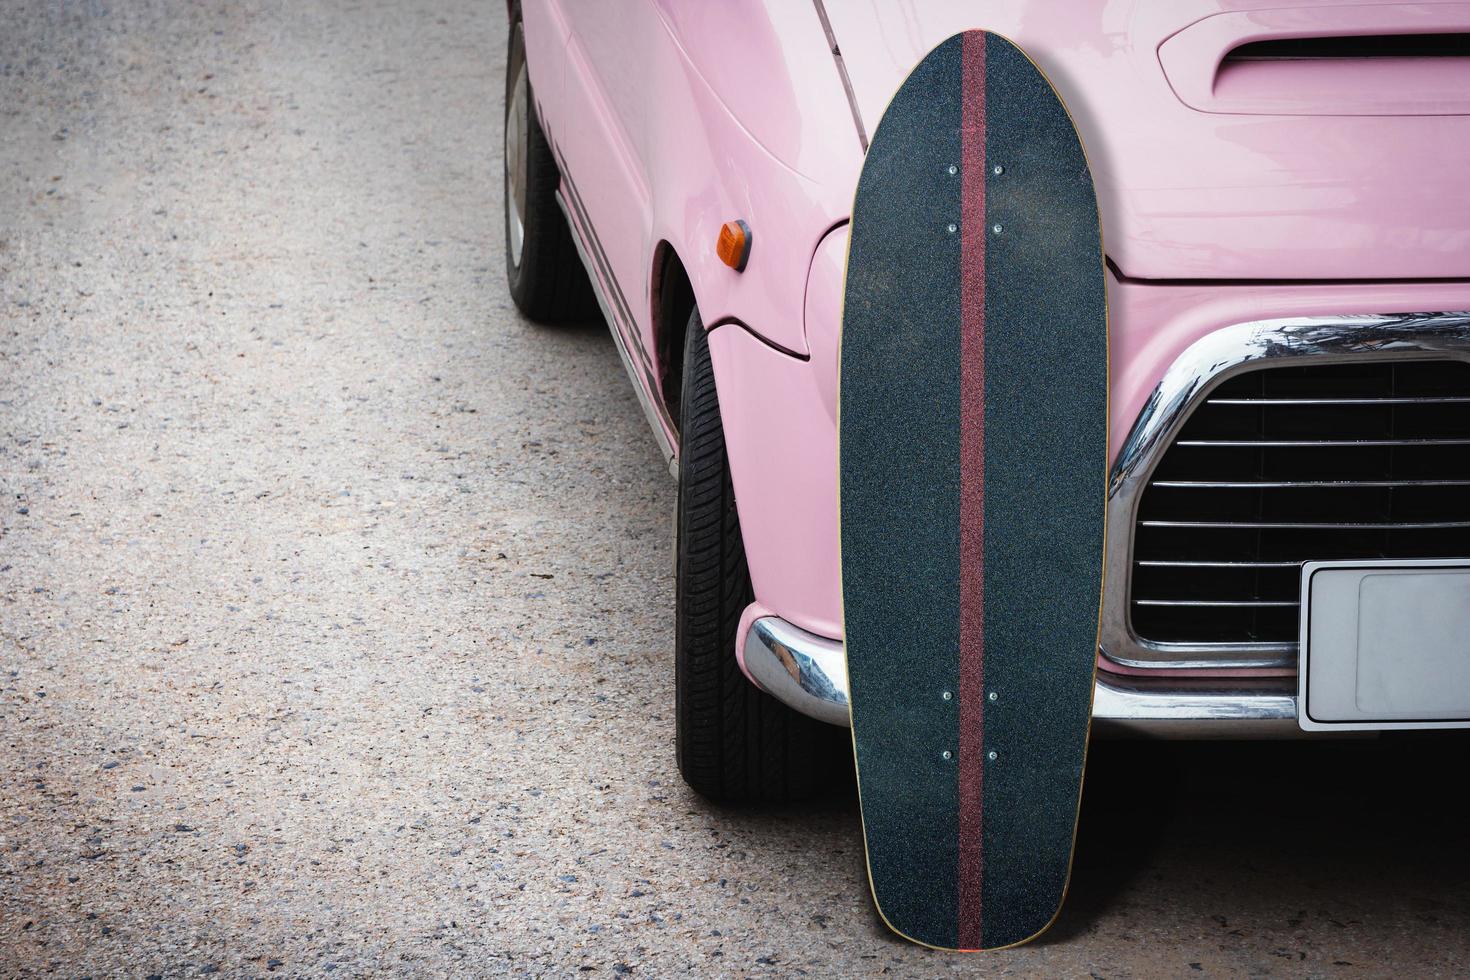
1091 674 1299 738
741 615 1301 736
551 142 648 363
1103 311 1470 670
810 0 869 152
555 191 679 477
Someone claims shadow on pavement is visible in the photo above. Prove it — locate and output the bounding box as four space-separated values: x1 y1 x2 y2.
1044 732 1470 944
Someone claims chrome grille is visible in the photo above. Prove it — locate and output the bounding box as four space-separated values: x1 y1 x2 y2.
1131 359 1470 646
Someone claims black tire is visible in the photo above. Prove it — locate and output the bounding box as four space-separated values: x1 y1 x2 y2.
674 309 851 804
503 10 597 323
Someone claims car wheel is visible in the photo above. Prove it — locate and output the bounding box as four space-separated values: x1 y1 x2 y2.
503 9 597 323
674 308 852 804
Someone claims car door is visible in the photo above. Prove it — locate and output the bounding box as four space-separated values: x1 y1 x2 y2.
550 0 661 394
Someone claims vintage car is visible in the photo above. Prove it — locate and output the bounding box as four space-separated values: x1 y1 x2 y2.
502 1 1470 802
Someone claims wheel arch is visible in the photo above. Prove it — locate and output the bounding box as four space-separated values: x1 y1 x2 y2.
651 241 697 440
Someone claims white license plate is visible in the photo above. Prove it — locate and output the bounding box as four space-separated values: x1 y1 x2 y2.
1300 559 1470 732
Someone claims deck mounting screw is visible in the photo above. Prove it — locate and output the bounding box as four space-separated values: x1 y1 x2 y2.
946 222 957 234
942 750 953 761
988 750 998 761
993 164 1004 175
991 223 1003 235
988 691 998 702
942 690 953 701
947 164 958 175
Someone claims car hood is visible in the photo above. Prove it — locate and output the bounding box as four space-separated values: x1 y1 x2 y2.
823 0 1470 281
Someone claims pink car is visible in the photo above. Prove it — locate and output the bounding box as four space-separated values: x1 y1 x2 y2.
503 1 1470 802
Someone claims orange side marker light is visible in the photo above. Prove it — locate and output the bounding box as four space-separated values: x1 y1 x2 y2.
716 219 752 272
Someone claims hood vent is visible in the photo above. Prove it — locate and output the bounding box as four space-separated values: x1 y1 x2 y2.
1225 33 1470 62
1160 6 1470 115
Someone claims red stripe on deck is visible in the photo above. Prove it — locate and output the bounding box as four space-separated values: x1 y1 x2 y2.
957 30 987 952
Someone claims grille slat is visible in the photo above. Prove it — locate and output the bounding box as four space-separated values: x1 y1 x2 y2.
1154 478 1470 488
1209 396 1470 406
1177 437 1470 447
1131 358 1470 646
1142 519 1470 530
1138 559 1303 568
1135 599 1299 608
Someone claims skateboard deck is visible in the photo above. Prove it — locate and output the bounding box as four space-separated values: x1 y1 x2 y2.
839 30 1106 952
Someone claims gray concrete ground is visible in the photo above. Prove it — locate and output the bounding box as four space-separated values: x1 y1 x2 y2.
3 2 1470 976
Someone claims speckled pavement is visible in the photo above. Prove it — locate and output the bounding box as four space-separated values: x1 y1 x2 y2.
4 2 1470 977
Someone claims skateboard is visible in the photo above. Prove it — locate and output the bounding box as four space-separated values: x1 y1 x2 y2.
839 30 1106 952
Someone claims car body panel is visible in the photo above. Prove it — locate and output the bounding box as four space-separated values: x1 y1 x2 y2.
527 0 862 380
821 0 1470 280
521 0 1470 691
735 268 1470 661
708 312 841 640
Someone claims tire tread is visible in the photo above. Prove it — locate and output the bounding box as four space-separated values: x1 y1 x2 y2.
675 311 849 804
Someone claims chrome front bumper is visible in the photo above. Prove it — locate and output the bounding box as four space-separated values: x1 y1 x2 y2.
743 616 1300 738
1102 311 1470 670
744 312 1470 738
